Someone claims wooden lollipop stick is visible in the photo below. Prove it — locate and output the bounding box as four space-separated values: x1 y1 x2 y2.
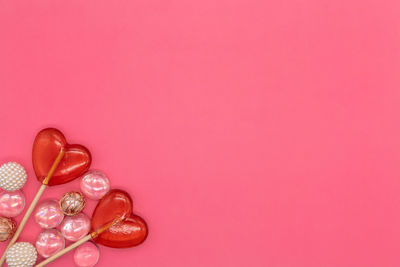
35 234 92 267
35 217 122 267
0 149 65 266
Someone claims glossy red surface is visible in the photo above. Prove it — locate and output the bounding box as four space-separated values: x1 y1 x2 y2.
91 189 147 248
94 214 148 248
91 189 133 233
32 128 91 186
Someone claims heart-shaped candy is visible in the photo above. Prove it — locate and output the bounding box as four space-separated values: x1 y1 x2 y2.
94 214 148 248
91 189 133 234
33 128 92 186
91 189 148 248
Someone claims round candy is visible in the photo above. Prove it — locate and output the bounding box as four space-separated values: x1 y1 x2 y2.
6 242 37 267
0 217 17 242
59 191 85 216
0 190 25 217
80 170 110 200
35 229 65 258
74 242 100 267
34 199 64 229
60 213 91 241
0 162 27 191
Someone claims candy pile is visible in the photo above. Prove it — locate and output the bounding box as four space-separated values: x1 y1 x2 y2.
0 128 148 267
0 162 27 241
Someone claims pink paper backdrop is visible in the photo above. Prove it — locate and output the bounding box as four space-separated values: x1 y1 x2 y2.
1 0 400 266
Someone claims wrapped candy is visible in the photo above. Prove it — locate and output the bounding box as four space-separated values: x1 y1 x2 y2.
0 217 17 242
60 213 91 241
34 200 64 229
0 128 91 266
0 190 25 217
59 191 85 216
36 189 148 267
73 242 99 267
80 170 110 200
36 229 65 258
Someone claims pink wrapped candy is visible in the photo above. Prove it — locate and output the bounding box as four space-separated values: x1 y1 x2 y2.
34 199 64 228
80 170 110 200
0 190 25 217
60 213 91 241
36 229 65 258
74 242 100 267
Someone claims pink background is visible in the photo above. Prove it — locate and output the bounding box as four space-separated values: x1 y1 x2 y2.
0 0 400 266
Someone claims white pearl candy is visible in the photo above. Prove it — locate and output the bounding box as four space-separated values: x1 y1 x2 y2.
6 242 37 267
0 162 27 191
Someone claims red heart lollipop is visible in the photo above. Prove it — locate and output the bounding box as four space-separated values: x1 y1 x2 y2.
94 214 148 248
33 128 92 186
91 189 133 232
34 189 148 267
91 189 148 248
